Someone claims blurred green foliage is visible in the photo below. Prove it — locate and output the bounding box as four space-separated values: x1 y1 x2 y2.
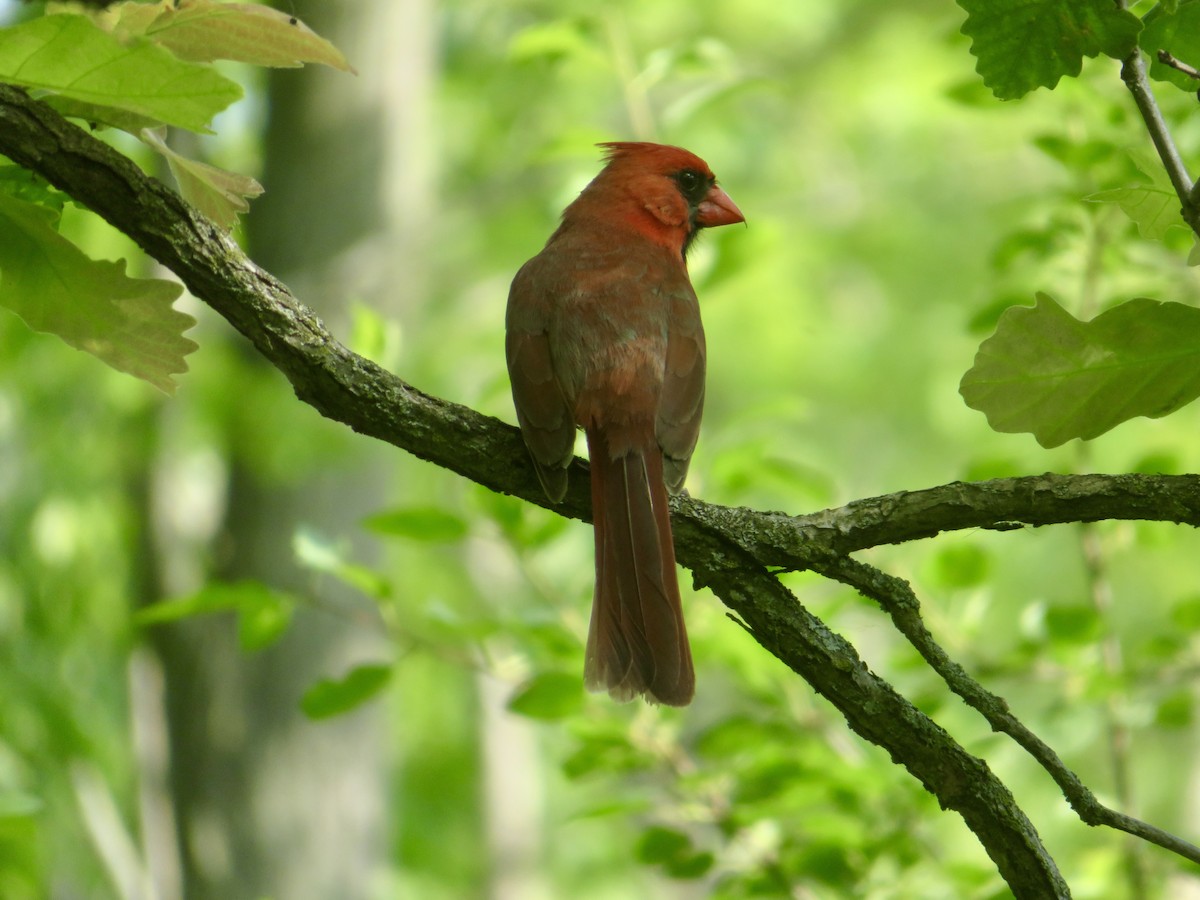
3 0 1200 897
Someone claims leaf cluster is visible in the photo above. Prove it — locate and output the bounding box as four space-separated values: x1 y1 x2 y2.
0 2 349 392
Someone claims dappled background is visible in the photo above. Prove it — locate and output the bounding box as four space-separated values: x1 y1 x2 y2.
2 0 1200 897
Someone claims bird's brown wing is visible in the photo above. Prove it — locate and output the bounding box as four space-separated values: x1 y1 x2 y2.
656 285 706 494
506 262 576 502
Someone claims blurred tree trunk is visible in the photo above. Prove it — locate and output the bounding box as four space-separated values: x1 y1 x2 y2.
150 2 437 897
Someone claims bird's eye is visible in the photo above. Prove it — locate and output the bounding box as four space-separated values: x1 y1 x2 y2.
674 168 709 202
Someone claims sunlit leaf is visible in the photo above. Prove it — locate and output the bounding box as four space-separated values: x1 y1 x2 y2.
507 19 599 64
99 0 353 71
141 127 263 231
960 293 1200 447
0 193 196 393
301 663 392 719
42 95 166 134
958 0 1141 99
0 164 67 211
293 528 392 599
0 14 241 132
363 506 469 542
507 672 584 720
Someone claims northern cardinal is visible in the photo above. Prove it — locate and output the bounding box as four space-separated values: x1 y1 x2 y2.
506 142 743 706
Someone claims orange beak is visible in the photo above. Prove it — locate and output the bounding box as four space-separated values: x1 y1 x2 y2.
696 185 744 228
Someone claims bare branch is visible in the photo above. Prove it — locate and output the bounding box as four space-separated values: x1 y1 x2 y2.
812 553 1200 868
675 473 1200 568
1157 50 1200 82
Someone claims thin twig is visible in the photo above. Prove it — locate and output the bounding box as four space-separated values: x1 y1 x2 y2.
812 552 1200 868
1157 50 1200 82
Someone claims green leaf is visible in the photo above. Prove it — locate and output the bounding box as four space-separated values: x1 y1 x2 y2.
140 128 263 231
0 164 66 211
1142 0 1200 92
0 792 43 819
0 14 241 132
635 826 713 879
960 293 1200 447
929 543 992 589
1043 604 1101 642
236 588 294 651
293 529 392 599
1170 595 1200 629
42 95 167 134
958 0 1142 99
363 506 469 542
1156 689 1194 727
134 581 296 651
636 826 692 864
100 0 353 71
1086 150 1185 240
507 672 584 720
0 193 196 393
301 663 392 719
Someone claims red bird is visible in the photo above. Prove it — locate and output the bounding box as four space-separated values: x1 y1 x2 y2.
506 142 744 706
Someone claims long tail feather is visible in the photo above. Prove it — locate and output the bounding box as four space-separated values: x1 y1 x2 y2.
584 428 694 706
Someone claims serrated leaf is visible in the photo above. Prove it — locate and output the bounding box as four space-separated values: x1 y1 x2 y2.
301 663 392 719
960 293 1200 447
0 14 241 132
363 506 468 542
141 128 263 230
1142 0 1200 92
1086 149 1185 240
958 0 1142 99
100 0 353 71
0 193 195 393
507 672 584 720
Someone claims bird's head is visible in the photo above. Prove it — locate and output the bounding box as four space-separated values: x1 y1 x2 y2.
572 142 744 257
